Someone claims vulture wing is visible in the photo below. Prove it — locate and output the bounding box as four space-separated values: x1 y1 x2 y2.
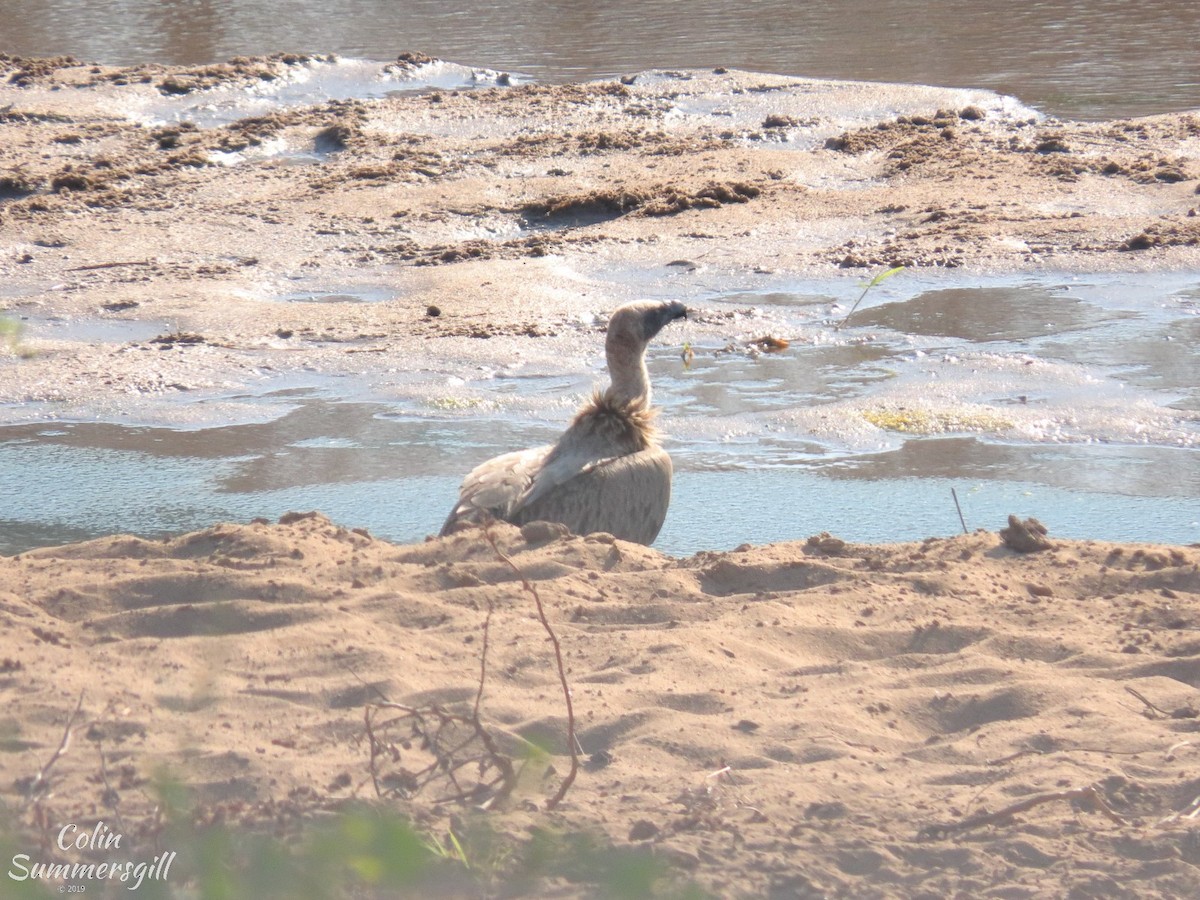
438 444 552 536
512 446 674 545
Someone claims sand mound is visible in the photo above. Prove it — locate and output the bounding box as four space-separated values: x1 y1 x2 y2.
3 513 1200 895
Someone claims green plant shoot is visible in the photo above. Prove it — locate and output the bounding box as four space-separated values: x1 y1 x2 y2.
836 265 905 330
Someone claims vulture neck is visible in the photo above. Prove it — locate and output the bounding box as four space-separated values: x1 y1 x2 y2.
605 339 651 408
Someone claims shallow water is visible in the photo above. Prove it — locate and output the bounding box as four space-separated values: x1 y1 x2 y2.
1 396 1197 557
3 272 1198 556
4 0 1199 120
19 315 171 344
97 56 512 129
2 54 1198 555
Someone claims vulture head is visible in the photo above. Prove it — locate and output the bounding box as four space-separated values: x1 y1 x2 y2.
605 299 688 406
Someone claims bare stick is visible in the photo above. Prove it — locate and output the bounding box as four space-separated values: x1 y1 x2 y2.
951 488 968 534
94 737 127 837
340 660 392 704
988 743 1160 766
66 260 154 272
473 578 495 722
1125 685 1169 719
368 700 517 806
1160 794 1200 824
919 784 1128 840
364 706 383 798
24 691 85 808
986 748 1044 766
480 522 579 809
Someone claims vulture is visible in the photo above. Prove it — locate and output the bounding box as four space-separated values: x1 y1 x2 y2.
439 299 687 544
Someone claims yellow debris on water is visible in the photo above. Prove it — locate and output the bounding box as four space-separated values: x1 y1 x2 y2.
861 406 1014 434
429 396 499 411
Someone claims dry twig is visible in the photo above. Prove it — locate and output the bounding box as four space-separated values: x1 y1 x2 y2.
480 520 579 809
919 783 1129 840
66 260 154 272
1126 685 1170 719
22 690 85 809
1160 794 1200 824
364 701 516 808
360 518 579 810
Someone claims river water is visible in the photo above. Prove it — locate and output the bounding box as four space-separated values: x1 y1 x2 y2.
2 270 1198 555
3 0 1199 120
1 3 1198 555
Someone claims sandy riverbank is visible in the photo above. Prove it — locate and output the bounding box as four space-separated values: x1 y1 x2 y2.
2 513 1200 896
1 55 1198 420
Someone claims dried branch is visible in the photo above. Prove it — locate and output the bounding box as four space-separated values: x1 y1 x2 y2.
1160 794 1200 824
66 260 154 272
1126 685 1170 719
93 736 127 836
951 488 968 534
22 690 85 809
479 521 579 809
364 701 517 809
473 572 495 722
361 518 580 811
919 783 1128 840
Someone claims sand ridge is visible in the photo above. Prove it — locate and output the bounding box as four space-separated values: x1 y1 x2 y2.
3 512 1200 895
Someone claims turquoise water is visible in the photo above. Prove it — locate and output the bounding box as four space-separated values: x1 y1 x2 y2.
1 408 1197 557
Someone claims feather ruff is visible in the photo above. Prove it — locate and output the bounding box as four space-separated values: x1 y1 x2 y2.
570 389 660 452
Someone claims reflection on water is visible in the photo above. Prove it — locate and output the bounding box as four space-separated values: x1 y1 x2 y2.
855 286 1116 342
823 436 1200 500
1042 317 1200 411
3 0 1198 119
18 315 171 344
662 468 1200 551
678 343 898 417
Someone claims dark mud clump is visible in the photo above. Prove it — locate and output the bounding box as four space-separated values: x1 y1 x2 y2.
521 189 650 227
154 55 312 95
521 181 762 227
49 170 94 193
0 173 41 199
0 54 83 86
383 52 440 76
642 181 761 216
149 332 209 348
314 124 357 154
1118 219 1200 251
1034 133 1071 154
1093 156 1195 185
501 128 728 161
419 235 556 266
150 122 198 150
825 109 967 154
1000 516 1053 553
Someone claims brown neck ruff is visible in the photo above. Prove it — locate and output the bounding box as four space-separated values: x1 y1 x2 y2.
570 389 659 452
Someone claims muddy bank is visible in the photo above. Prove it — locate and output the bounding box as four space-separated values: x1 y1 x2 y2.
1 57 1198 419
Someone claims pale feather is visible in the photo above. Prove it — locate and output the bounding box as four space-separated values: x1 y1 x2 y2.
439 445 552 533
